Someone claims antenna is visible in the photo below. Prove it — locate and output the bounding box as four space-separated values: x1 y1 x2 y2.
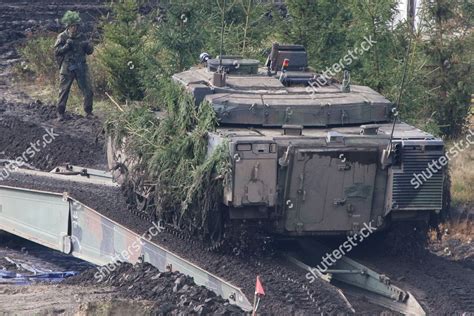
212 0 227 87
218 0 226 70
388 24 413 149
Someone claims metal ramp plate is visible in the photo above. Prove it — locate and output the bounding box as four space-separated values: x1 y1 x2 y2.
286 240 426 316
0 186 70 252
0 184 253 312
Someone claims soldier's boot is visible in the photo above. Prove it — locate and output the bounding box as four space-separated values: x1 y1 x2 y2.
57 112 66 122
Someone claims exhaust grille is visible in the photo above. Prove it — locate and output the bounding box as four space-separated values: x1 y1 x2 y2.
391 142 444 210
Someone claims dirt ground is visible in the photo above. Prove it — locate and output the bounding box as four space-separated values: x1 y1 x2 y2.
0 284 154 316
0 233 153 316
65 262 244 315
428 208 474 270
0 101 106 170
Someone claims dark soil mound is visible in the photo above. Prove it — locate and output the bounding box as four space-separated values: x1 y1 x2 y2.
0 100 106 170
66 262 242 315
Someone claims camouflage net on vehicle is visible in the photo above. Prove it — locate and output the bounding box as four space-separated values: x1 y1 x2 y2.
106 83 230 239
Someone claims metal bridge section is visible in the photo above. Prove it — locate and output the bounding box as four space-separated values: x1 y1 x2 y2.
286 240 426 316
0 183 253 312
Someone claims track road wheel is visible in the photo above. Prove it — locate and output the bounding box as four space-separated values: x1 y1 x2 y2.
135 193 148 213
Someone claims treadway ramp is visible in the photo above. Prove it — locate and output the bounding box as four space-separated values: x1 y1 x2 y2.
0 173 253 312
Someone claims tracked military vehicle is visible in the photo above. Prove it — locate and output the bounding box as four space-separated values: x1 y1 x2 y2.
169 44 447 237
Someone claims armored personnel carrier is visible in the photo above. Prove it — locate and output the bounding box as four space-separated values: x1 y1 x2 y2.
170 44 447 237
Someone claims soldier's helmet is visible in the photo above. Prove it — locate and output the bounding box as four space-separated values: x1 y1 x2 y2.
61 10 81 27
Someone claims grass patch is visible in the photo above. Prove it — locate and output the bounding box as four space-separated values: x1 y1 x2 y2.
448 139 474 208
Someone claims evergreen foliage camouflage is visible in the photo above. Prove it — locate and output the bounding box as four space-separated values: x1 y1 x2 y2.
282 0 351 71
61 10 81 27
140 0 276 105
106 82 230 238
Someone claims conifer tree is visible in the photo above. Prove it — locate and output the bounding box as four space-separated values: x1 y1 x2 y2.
99 0 148 101
418 0 473 137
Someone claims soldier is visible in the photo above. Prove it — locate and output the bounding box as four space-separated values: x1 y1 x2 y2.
54 11 94 121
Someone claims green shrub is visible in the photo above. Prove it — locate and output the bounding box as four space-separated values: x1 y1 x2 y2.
17 33 57 85
88 42 113 96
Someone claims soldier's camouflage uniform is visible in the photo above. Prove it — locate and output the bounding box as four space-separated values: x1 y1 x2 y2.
54 29 94 115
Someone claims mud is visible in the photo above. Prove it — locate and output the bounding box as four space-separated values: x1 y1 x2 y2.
66 262 243 315
0 101 106 170
428 208 474 270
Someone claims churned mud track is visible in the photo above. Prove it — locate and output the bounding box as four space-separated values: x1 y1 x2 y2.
1 171 352 315
352 237 474 315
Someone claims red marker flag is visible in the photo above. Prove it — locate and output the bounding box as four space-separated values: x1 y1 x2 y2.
255 275 265 296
